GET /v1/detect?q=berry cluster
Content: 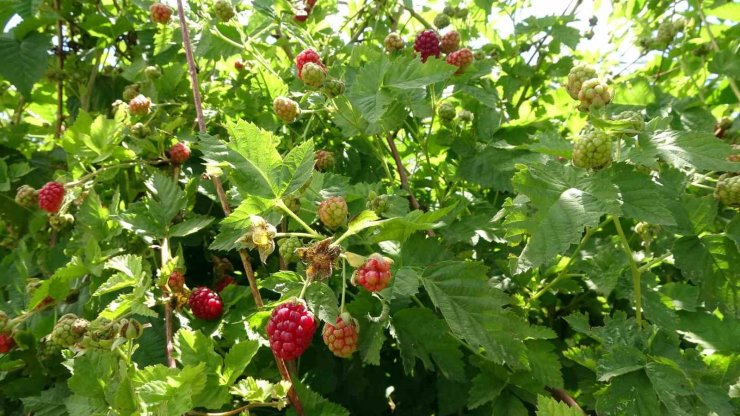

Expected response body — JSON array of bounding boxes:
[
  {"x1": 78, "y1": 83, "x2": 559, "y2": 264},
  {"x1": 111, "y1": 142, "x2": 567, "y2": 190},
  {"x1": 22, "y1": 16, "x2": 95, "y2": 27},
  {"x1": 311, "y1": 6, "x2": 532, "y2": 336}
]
[
  {"x1": 715, "y1": 174, "x2": 740, "y2": 206},
  {"x1": 384, "y1": 32, "x2": 404, "y2": 52},
  {"x1": 566, "y1": 65, "x2": 596, "y2": 100},
  {"x1": 446, "y1": 48, "x2": 474, "y2": 74},
  {"x1": 273, "y1": 96, "x2": 301, "y2": 123},
  {"x1": 295, "y1": 48, "x2": 324, "y2": 79},
  {"x1": 267, "y1": 301, "x2": 316, "y2": 360},
  {"x1": 322, "y1": 313, "x2": 358, "y2": 358},
  {"x1": 150, "y1": 3, "x2": 172, "y2": 24},
  {"x1": 354, "y1": 254, "x2": 393, "y2": 292},
  {"x1": 318, "y1": 196, "x2": 348, "y2": 230},
  {"x1": 38, "y1": 181, "x2": 65, "y2": 214},
  {"x1": 279, "y1": 237, "x2": 302, "y2": 263},
  {"x1": 440, "y1": 30, "x2": 460, "y2": 54},
  {"x1": 314, "y1": 150, "x2": 335, "y2": 171},
  {"x1": 213, "y1": 0, "x2": 235, "y2": 22},
  {"x1": 414, "y1": 30, "x2": 441, "y2": 62},
  {"x1": 0, "y1": 333, "x2": 15, "y2": 354},
  {"x1": 214, "y1": 276, "x2": 235, "y2": 292},
  {"x1": 169, "y1": 142, "x2": 191, "y2": 165},
  {"x1": 129, "y1": 94, "x2": 152, "y2": 116},
  {"x1": 572, "y1": 129, "x2": 612, "y2": 169},
  {"x1": 188, "y1": 287, "x2": 224, "y2": 320}
]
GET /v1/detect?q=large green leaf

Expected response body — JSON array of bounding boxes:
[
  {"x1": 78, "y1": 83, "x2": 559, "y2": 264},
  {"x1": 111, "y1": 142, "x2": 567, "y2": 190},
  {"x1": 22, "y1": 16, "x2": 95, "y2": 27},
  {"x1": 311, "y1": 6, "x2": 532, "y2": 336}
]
[{"x1": 0, "y1": 32, "x2": 49, "y2": 97}]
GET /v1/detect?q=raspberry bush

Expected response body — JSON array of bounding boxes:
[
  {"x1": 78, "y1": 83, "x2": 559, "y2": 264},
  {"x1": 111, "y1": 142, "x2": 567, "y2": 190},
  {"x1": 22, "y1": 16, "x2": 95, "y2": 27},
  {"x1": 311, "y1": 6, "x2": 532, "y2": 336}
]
[{"x1": 0, "y1": 1, "x2": 738, "y2": 415}]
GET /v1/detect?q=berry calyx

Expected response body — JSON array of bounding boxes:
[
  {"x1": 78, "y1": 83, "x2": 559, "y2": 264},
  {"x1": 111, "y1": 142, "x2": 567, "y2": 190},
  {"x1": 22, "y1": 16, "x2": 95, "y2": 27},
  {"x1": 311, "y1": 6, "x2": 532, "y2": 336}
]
[
  {"x1": 366, "y1": 191, "x2": 390, "y2": 215},
  {"x1": 446, "y1": 48, "x2": 474, "y2": 74},
  {"x1": 38, "y1": 181, "x2": 65, "y2": 213},
  {"x1": 150, "y1": 3, "x2": 173, "y2": 24},
  {"x1": 168, "y1": 270, "x2": 185, "y2": 292},
  {"x1": 295, "y1": 48, "x2": 323, "y2": 78},
  {"x1": 572, "y1": 129, "x2": 612, "y2": 169},
  {"x1": 15, "y1": 185, "x2": 38, "y2": 208},
  {"x1": 414, "y1": 30, "x2": 441, "y2": 62},
  {"x1": 0, "y1": 333, "x2": 15, "y2": 354},
  {"x1": 188, "y1": 287, "x2": 223, "y2": 320},
  {"x1": 315, "y1": 150, "x2": 335, "y2": 171},
  {"x1": 577, "y1": 79, "x2": 612, "y2": 112},
  {"x1": 213, "y1": 0, "x2": 236, "y2": 22},
  {"x1": 322, "y1": 312, "x2": 359, "y2": 358},
  {"x1": 440, "y1": 30, "x2": 460, "y2": 53},
  {"x1": 129, "y1": 94, "x2": 152, "y2": 116},
  {"x1": 122, "y1": 84, "x2": 140, "y2": 101},
  {"x1": 273, "y1": 96, "x2": 301, "y2": 123},
  {"x1": 384, "y1": 32, "x2": 404, "y2": 52},
  {"x1": 437, "y1": 102, "x2": 456, "y2": 122},
  {"x1": 130, "y1": 122, "x2": 150, "y2": 138},
  {"x1": 119, "y1": 319, "x2": 144, "y2": 340},
  {"x1": 267, "y1": 301, "x2": 317, "y2": 360},
  {"x1": 566, "y1": 64, "x2": 597, "y2": 100},
  {"x1": 49, "y1": 213, "x2": 74, "y2": 230},
  {"x1": 354, "y1": 254, "x2": 393, "y2": 292},
  {"x1": 434, "y1": 13, "x2": 451, "y2": 29},
  {"x1": 301, "y1": 62, "x2": 326, "y2": 87},
  {"x1": 169, "y1": 142, "x2": 191, "y2": 165},
  {"x1": 279, "y1": 237, "x2": 302, "y2": 263},
  {"x1": 715, "y1": 174, "x2": 740, "y2": 206},
  {"x1": 215, "y1": 275, "x2": 235, "y2": 292},
  {"x1": 318, "y1": 196, "x2": 348, "y2": 230}
]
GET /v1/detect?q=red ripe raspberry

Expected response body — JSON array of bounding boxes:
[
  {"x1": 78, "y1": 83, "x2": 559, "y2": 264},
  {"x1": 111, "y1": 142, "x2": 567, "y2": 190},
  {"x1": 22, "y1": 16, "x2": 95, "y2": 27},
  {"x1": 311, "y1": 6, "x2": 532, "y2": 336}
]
[
  {"x1": 38, "y1": 181, "x2": 65, "y2": 213},
  {"x1": 169, "y1": 142, "x2": 190, "y2": 165},
  {"x1": 414, "y1": 30, "x2": 441, "y2": 62},
  {"x1": 235, "y1": 60, "x2": 245, "y2": 70},
  {"x1": 446, "y1": 48, "x2": 474, "y2": 74},
  {"x1": 129, "y1": 94, "x2": 151, "y2": 116},
  {"x1": 354, "y1": 254, "x2": 392, "y2": 292},
  {"x1": 215, "y1": 275, "x2": 235, "y2": 292},
  {"x1": 168, "y1": 270, "x2": 185, "y2": 292},
  {"x1": 150, "y1": 2, "x2": 173, "y2": 24},
  {"x1": 322, "y1": 313, "x2": 359, "y2": 358},
  {"x1": 188, "y1": 287, "x2": 223, "y2": 320},
  {"x1": 295, "y1": 48, "x2": 323, "y2": 78},
  {"x1": 0, "y1": 333, "x2": 14, "y2": 354},
  {"x1": 293, "y1": 0, "x2": 316, "y2": 22},
  {"x1": 267, "y1": 301, "x2": 316, "y2": 360},
  {"x1": 440, "y1": 30, "x2": 460, "y2": 53}
]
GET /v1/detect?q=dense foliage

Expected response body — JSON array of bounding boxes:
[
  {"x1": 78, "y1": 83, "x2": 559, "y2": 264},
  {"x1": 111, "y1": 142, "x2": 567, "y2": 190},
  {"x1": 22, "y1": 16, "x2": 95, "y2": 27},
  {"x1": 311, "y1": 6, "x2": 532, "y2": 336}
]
[{"x1": 1, "y1": 0, "x2": 738, "y2": 415}]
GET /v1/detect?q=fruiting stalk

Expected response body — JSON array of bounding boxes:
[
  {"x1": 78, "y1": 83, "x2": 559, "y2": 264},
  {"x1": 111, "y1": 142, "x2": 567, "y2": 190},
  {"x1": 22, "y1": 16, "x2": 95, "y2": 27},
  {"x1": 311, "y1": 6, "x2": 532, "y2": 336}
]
[
  {"x1": 275, "y1": 199, "x2": 323, "y2": 239},
  {"x1": 160, "y1": 236, "x2": 176, "y2": 367},
  {"x1": 612, "y1": 216, "x2": 643, "y2": 328}
]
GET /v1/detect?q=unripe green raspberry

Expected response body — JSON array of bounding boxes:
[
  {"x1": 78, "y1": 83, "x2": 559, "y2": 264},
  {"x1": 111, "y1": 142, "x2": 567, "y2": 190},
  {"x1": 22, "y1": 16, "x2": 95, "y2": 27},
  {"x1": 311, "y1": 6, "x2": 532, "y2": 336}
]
[
  {"x1": 612, "y1": 111, "x2": 645, "y2": 132},
  {"x1": 715, "y1": 174, "x2": 740, "y2": 206},
  {"x1": 455, "y1": 7, "x2": 468, "y2": 19},
  {"x1": 122, "y1": 84, "x2": 140, "y2": 101},
  {"x1": 572, "y1": 129, "x2": 612, "y2": 169},
  {"x1": 279, "y1": 237, "x2": 302, "y2": 263},
  {"x1": 301, "y1": 62, "x2": 326, "y2": 87},
  {"x1": 458, "y1": 109, "x2": 473, "y2": 122},
  {"x1": 566, "y1": 65, "x2": 596, "y2": 100},
  {"x1": 15, "y1": 185, "x2": 38, "y2": 208},
  {"x1": 366, "y1": 191, "x2": 390, "y2": 215},
  {"x1": 318, "y1": 196, "x2": 348, "y2": 230},
  {"x1": 656, "y1": 20, "x2": 677, "y2": 44},
  {"x1": 384, "y1": 32, "x2": 404, "y2": 52},
  {"x1": 283, "y1": 195, "x2": 301, "y2": 214},
  {"x1": 578, "y1": 79, "x2": 612, "y2": 112},
  {"x1": 434, "y1": 13, "x2": 451, "y2": 29},
  {"x1": 437, "y1": 102, "x2": 456, "y2": 122},
  {"x1": 273, "y1": 96, "x2": 301, "y2": 123},
  {"x1": 315, "y1": 150, "x2": 335, "y2": 171},
  {"x1": 87, "y1": 317, "x2": 118, "y2": 345},
  {"x1": 144, "y1": 65, "x2": 161, "y2": 79},
  {"x1": 130, "y1": 122, "x2": 151, "y2": 138},
  {"x1": 51, "y1": 314, "x2": 89, "y2": 347},
  {"x1": 443, "y1": 5, "x2": 456, "y2": 16},
  {"x1": 322, "y1": 78, "x2": 345, "y2": 98},
  {"x1": 214, "y1": 0, "x2": 235, "y2": 22},
  {"x1": 49, "y1": 213, "x2": 74, "y2": 230}
]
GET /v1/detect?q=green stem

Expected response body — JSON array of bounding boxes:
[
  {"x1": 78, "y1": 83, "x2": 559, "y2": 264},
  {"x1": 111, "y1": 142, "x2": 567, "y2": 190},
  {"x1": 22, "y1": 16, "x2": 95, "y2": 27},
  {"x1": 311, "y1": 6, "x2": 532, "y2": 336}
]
[
  {"x1": 340, "y1": 259, "x2": 347, "y2": 312},
  {"x1": 637, "y1": 252, "x2": 672, "y2": 273},
  {"x1": 275, "y1": 199, "x2": 322, "y2": 239},
  {"x1": 528, "y1": 218, "x2": 608, "y2": 303},
  {"x1": 298, "y1": 276, "x2": 311, "y2": 300},
  {"x1": 612, "y1": 216, "x2": 643, "y2": 328},
  {"x1": 275, "y1": 232, "x2": 321, "y2": 239},
  {"x1": 65, "y1": 160, "x2": 149, "y2": 188}
]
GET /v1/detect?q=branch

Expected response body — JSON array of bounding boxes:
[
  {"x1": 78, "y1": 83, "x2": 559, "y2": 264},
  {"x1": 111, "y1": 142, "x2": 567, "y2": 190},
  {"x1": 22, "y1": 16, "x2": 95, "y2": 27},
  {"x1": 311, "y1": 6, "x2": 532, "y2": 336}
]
[
  {"x1": 160, "y1": 237, "x2": 175, "y2": 368},
  {"x1": 384, "y1": 133, "x2": 421, "y2": 211},
  {"x1": 175, "y1": 2, "x2": 303, "y2": 413},
  {"x1": 546, "y1": 387, "x2": 585, "y2": 414},
  {"x1": 54, "y1": 0, "x2": 65, "y2": 139}
]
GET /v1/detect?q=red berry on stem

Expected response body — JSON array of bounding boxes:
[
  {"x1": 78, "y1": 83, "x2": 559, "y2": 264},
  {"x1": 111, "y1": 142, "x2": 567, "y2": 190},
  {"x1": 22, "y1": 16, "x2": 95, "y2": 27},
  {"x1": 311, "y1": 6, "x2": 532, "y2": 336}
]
[
  {"x1": 129, "y1": 95, "x2": 151, "y2": 116},
  {"x1": 267, "y1": 301, "x2": 316, "y2": 360},
  {"x1": 414, "y1": 30, "x2": 441, "y2": 62},
  {"x1": 215, "y1": 275, "x2": 235, "y2": 292},
  {"x1": 189, "y1": 287, "x2": 223, "y2": 320},
  {"x1": 38, "y1": 181, "x2": 65, "y2": 213},
  {"x1": 169, "y1": 142, "x2": 190, "y2": 165},
  {"x1": 446, "y1": 48, "x2": 474, "y2": 74},
  {"x1": 0, "y1": 334, "x2": 15, "y2": 354},
  {"x1": 168, "y1": 270, "x2": 185, "y2": 291},
  {"x1": 322, "y1": 313, "x2": 359, "y2": 358},
  {"x1": 354, "y1": 254, "x2": 392, "y2": 292},
  {"x1": 150, "y1": 3, "x2": 173, "y2": 24},
  {"x1": 440, "y1": 30, "x2": 460, "y2": 53},
  {"x1": 295, "y1": 48, "x2": 323, "y2": 78}
]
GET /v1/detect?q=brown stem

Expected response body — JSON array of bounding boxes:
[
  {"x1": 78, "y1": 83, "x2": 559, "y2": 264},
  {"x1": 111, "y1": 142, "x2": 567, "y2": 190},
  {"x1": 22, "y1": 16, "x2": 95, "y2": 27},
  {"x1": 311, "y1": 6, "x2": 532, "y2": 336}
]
[
  {"x1": 546, "y1": 387, "x2": 585, "y2": 414},
  {"x1": 54, "y1": 0, "x2": 65, "y2": 139},
  {"x1": 384, "y1": 133, "x2": 420, "y2": 211},
  {"x1": 175, "y1": 2, "x2": 302, "y2": 413}
]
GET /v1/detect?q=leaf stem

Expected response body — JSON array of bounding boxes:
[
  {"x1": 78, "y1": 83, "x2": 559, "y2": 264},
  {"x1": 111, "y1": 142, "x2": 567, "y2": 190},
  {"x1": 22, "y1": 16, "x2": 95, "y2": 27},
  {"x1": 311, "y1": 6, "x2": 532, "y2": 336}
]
[
  {"x1": 340, "y1": 259, "x2": 347, "y2": 312},
  {"x1": 276, "y1": 199, "x2": 323, "y2": 239},
  {"x1": 612, "y1": 216, "x2": 642, "y2": 328},
  {"x1": 186, "y1": 401, "x2": 283, "y2": 416}
]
